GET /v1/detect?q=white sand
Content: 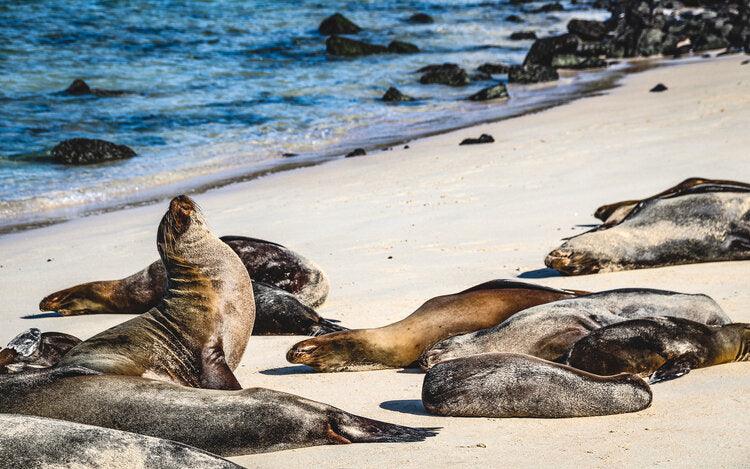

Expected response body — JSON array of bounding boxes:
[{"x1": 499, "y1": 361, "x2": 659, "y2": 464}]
[{"x1": 1, "y1": 55, "x2": 749, "y2": 468}]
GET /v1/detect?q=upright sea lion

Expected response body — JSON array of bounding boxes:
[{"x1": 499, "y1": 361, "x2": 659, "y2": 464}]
[
  {"x1": 594, "y1": 178, "x2": 750, "y2": 226},
  {"x1": 39, "y1": 236, "x2": 337, "y2": 336},
  {"x1": 58, "y1": 195, "x2": 255, "y2": 389},
  {"x1": 546, "y1": 190, "x2": 750, "y2": 275},
  {"x1": 422, "y1": 353, "x2": 652, "y2": 418},
  {"x1": 0, "y1": 328, "x2": 80, "y2": 374},
  {"x1": 0, "y1": 366, "x2": 437, "y2": 456},
  {"x1": 286, "y1": 280, "x2": 585, "y2": 372},
  {"x1": 564, "y1": 316, "x2": 750, "y2": 383},
  {"x1": 0, "y1": 413, "x2": 240, "y2": 468},
  {"x1": 420, "y1": 288, "x2": 730, "y2": 369}
]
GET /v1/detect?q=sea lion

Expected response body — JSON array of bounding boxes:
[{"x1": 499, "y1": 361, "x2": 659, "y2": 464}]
[
  {"x1": 0, "y1": 413, "x2": 240, "y2": 468},
  {"x1": 422, "y1": 353, "x2": 652, "y2": 418},
  {"x1": 564, "y1": 316, "x2": 750, "y2": 383},
  {"x1": 58, "y1": 195, "x2": 255, "y2": 390},
  {"x1": 0, "y1": 328, "x2": 80, "y2": 374},
  {"x1": 38, "y1": 235, "x2": 337, "y2": 335},
  {"x1": 0, "y1": 366, "x2": 437, "y2": 456},
  {"x1": 594, "y1": 178, "x2": 750, "y2": 226},
  {"x1": 286, "y1": 280, "x2": 585, "y2": 372},
  {"x1": 420, "y1": 288, "x2": 730, "y2": 369},
  {"x1": 546, "y1": 190, "x2": 750, "y2": 275}
]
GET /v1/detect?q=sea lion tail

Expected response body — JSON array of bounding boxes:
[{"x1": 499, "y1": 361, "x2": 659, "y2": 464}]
[
  {"x1": 327, "y1": 411, "x2": 438, "y2": 444},
  {"x1": 310, "y1": 318, "x2": 349, "y2": 336}
]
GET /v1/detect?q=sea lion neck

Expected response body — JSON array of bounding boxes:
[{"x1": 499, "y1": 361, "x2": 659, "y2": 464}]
[{"x1": 710, "y1": 324, "x2": 749, "y2": 364}]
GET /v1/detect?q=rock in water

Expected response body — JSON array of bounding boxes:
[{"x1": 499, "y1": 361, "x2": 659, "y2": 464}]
[
  {"x1": 326, "y1": 35, "x2": 387, "y2": 56},
  {"x1": 524, "y1": 34, "x2": 579, "y2": 66},
  {"x1": 418, "y1": 63, "x2": 470, "y2": 87},
  {"x1": 551, "y1": 54, "x2": 607, "y2": 69},
  {"x1": 477, "y1": 63, "x2": 511, "y2": 75},
  {"x1": 508, "y1": 64, "x2": 559, "y2": 84},
  {"x1": 532, "y1": 2, "x2": 563, "y2": 13},
  {"x1": 382, "y1": 87, "x2": 415, "y2": 102},
  {"x1": 567, "y1": 19, "x2": 608, "y2": 41},
  {"x1": 468, "y1": 83, "x2": 509, "y2": 101},
  {"x1": 50, "y1": 138, "x2": 137, "y2": 165},
  {"x1": 506, "y1": 15, "x2": 524, "y2": 23},
  {"x1": 650, "y1": 83, "x2": 667, "y2": 93},
  {"x1": 460, "y1": 134, "x2": 494, "y2": 145},
  {"x1": 407, "y1": 13, "x2": 434, "y2": 24},
  {"x1": 510, "y1": 31, "x2": 537, "y2": 40},
  {"x1": 64, "y1": 79, "x2": 92, "y2": 95},
  {"x1": 345, "y1": 148, "x2": 366, "y2": 157},
  {"x1": 319, "y1": 13, "x2": 361, "y2": 35},
  {"x1": 387, "y1": 40, "x2": 419, "y2": 54}
]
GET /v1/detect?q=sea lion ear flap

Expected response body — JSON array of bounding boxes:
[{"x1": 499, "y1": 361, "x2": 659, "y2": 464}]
[{"x1": 200, "y1": 340, "x2": 242, "y2": 391}]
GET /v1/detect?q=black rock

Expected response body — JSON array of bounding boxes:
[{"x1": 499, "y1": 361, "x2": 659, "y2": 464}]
[
  {"x1": 467, "y1": 83, "x2": 509, "y2": 101},
  {"x1": 477, "y1": 63, "x2": 511, "y2": 75},
  {"x1": 460, "y1": 134, "x2": 495, "y2": 145},
  {"x1": 326, "y1": 35, "x2": 387, "y2": 56},
  {"x1": 63, "y1": 79, "x2": 126, "y2": 97},
  {"x1": 532, "y1": 2, "x2": 563, "y2": 13},
  {"x1": 282, "y1": 152, "x2": 299, "y2": 158},
  {"x1": 524, "y1": 34, "x2": 579, "y2": 66},
  {"x1": 387, "y1": 40, "x2": 419, "y2": 54},
  {"x1": 567, "y1": 19, "x2": 609, "y2": 41},
  {"x1": 508, "y1": 64, "x2": 559, "y2": 84},
  {"x1": 418, "y1": 63, "x2": 470, "y2": 87},
  {"x1": 551, "y1": 54, "x2": 607, "y2": 69},
  {"x1": 506, "y1": 14, "x2": 524, "y2": 23},
  {"x1": 319, "y1": 13, "x2": 361, "y2": 36},
  {"x1": 50, "y1": 138, "x2": 137, "y2": 165},
  {"x1": 471, "y1": 71, "x2": 493, "y2": 81},
  {"x1": 650, "y1": 83, "x2": 668, "y2": 92},
  {"x1": 382, "y1": 87, "x2": 415, "y2": 102},
  {"x1": 636, "y1": 27, "x2": 665, "y2": 56},
  {"x1": 742, "y1": 59, "x2": 750, "y2": 65},
  {"x1": 510, "y1": 31, "x2": 537, "y2": 40},
  {"x1": 345, "y1": 148, "x2": 366, "y2": 158},
  {"x1": 407, "y1": 13, "x2": 434, "y2": 24}
]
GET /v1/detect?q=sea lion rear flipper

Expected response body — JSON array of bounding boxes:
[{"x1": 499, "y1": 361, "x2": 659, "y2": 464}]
[
  {"x1": 648, "y1": 355, "x2": 698, "y2": 384},
  {"x1": 200, "y1": 343, "x2": 242, "y2": 391}
]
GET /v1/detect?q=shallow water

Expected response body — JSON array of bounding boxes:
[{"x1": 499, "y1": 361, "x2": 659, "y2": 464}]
[{"x1": 0, "y1": 0, "x2": 609, "y2": 230}]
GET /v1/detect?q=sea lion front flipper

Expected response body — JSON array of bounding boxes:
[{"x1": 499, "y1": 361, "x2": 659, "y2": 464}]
[
  {"x1": 200, "y1": 342, "x2": 242, "y2": 391},
  {"x1": 648, "y1": 354, "x2": 699, "y2": 384}
]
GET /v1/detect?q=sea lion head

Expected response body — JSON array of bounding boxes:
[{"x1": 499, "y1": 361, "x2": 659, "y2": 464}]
[
  {"x1": 286, "y1": 331, "x2": 384, "y2": 372},
  {"x1": 715, "y1": 323, "x2": 750, "y2": 363},
  {"x1": 544, "y1": 245, "x2": 603, "y2": 276},
  {"x1": 39, "y1": 281, "x2": 119, "y2": 316},
  {"x1": 157, "y1": 195, "x2": 215, "y2": 268}
]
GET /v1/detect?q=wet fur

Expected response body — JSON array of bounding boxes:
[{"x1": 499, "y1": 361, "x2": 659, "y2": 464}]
[{"x1": 422, "y1": 353, "x2": 652, "y2": 418}]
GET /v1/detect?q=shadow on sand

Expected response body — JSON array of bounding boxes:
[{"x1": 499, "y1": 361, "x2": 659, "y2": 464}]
[
  {"x1": 517, "y1": 268, "x2": 561, "y2": 279},
  {"x1": 259, "y1": 365, "x2": 314, "y2": 376},
  {"x1": 21, "y1": 312, "x2": 62, "y2": 319},
  {"x1": 380, "y1": 399, "x2": 431, "y2": 416}
]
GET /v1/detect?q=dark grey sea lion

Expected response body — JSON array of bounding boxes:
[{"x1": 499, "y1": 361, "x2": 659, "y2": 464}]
[
  {"x1": 0, "y1": 413, "x2": 240, "y2": 468},
  {"x1": 38, "y1": 235, "x2": 337, "y2": 335},
  {"x1": 58, "y1": 195, "x2": 255, "y2": 390},
  {"x1": 546, "y1": 189, "x2": 750, "y2": 275},
  {"x1": 420, "y1": 288, "x2": 730, "y2": 368},
  {"x1": 287, "y1": 280, "x2": 585, "y2": 372},
  {"x1": 422, "y1": 353, "x2": 652, "y2": 418},
  {"x1": 0, "y1": 366, "x2": 437, "y2": 456},
  {"x1": 564, "y1": 316, "x2": 750, "y2": 383},
  {"x1": 0, "y1": 328, "x2": 80, "y2": 374}
]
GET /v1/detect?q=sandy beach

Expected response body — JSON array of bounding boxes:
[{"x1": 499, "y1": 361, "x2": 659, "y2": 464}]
[{"x1": 1, "y1": 55, "x2": 748, "y2": 468}]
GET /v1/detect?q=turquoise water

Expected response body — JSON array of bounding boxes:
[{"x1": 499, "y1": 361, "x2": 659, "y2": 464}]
[{"x1": 0, "y1": 0, "x2": 608, "y2": 230}]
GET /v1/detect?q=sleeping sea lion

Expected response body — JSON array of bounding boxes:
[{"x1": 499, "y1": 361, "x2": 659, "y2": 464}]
[
  {"x1": 38, "y1": 236, "x2": 339, "y2": 336},
  {"x1": 419, "y1": 288, "x2": 730, "y2": 368},
  {"x1": 564, "y1": 316, "x2": 750, "y2": 383},
  {"x1": 286, "y1": 280, "x2": 585, "y2": 372},
  {"x1": 422, "y1": 353, "x2": 652, "y2": 418},
  {"x1": 546, "y1": 190, "x2": 750, "y2": 275}
]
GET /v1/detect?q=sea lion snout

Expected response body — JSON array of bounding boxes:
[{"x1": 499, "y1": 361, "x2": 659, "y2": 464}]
[
  {"x1": 545, "y1": 247, "x2": 599, "y2": 276},
  {"x1": 287, "y1": 342, "x2": 319, "y2": 363},
  {"x1": 168, "y1": 195, "x2": 197, "y2": 233}
]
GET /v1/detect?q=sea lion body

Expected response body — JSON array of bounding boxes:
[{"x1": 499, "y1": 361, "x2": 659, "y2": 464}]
[
  {"x1": 0, "y1": 366, "x2": 436, "y2": 456},
  {"x1": 546, "y1": 191, "x2": 750, "y2": 275},
  {"x1": 39, "y1": 236, "x2": 336, "y2": 335},
  {"x1": 287, "y1": 280, "x2": 583, "y2": 372},
  {"x1": 564, "y1": 316, "x2": 750, "y2": 383},
  {"x1": 422, "y1": 353, "x2": 652, "y2": 418},
  {"x1": 420, "y1": 288, "x2": 730, "y2": 368},
  {"x1": 59, "y1": 196, "x2": 255, "y2": 390},
  {"x1": 0, "y1": 413, "x2": 239, "y2": 468}
]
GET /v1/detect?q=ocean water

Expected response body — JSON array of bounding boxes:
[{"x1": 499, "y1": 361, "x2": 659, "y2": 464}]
[{"x1": 0, "y1": 0, "x2": 610, "y2": 231}]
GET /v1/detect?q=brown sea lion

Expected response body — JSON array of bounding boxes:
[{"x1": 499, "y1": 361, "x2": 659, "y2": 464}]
[
  {"x1": 564, "y1": 316, "x2": 750, "y2": 383},
  {"x1": 422, "y1": 353, "x2": 652, "y2": 418},
  {"x1": 38, "y1": 236, "x2": 338, "y2": 336},
  {"x1": 546, "y1": 189, "x2": 750, "y2": 275},
  {"x1": 0, "y1": 413, "x2": 240, "y2": 468},
  {"x1": 593, "y1": 178, "x2": 750, "y2": 226},
  {"x1": 286, "y1": 280, "x2": 585, "y2": 372},
  {"x1": 0, "y1": 366, "x2": 437, "y2": 456},
  {"x1": 0, "y1": 328, "x2": 80, "y2": 374},
  {"x1": 57, "y1": 195, "x2": 255, "y2": 390}
]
